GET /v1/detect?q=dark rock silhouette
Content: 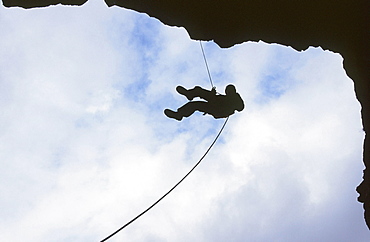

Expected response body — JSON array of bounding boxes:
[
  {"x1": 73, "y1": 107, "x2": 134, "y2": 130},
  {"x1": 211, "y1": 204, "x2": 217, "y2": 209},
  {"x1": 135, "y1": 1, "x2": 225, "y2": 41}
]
[
  {"x1": 3, "y1": 0, "x2": 87, "y2": 8},
  {"x1": 2, "y1": 0, "x2": 369, "y2": 229},
  {"x1": 164, "y1": 85, "x2": 244, "y2": 121}
]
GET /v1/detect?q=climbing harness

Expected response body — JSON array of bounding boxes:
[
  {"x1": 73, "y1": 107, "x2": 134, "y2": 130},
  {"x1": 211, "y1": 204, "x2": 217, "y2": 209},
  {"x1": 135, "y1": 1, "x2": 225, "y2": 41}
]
[{"x1": 101, "y1": 41, "x2": 230, "y2": 241}]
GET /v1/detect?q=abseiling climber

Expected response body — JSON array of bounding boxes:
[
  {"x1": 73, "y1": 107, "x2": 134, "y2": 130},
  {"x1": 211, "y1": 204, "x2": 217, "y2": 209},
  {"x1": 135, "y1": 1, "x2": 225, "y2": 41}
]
[{"x1": 164, "y1": 84, "x2": 244, "y2": 121}]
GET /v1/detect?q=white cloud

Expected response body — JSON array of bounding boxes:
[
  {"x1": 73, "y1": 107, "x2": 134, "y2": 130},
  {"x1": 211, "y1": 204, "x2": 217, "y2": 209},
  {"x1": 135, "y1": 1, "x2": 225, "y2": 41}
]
[{"x1": 0, "y1": 1, "x2": 368, "y2": 241}]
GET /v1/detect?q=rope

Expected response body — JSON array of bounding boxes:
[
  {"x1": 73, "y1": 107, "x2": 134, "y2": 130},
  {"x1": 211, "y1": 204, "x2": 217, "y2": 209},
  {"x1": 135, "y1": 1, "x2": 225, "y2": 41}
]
[
  {"x1": 199, "y1": 41, "x2": 215, "y2": 89},
  {"x1": 100, "y1": 117, "x2": 229, "y2": 241}
]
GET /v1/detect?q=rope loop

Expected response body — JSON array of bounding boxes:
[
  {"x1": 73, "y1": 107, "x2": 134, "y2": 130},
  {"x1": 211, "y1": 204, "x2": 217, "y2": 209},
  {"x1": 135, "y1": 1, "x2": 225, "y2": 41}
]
[
  {"x1": 100, "y1": 117, "x2": 229, "y2": 241},
  {"x1": 101, "y1": 40, "x2": 226, "y2": 242}
]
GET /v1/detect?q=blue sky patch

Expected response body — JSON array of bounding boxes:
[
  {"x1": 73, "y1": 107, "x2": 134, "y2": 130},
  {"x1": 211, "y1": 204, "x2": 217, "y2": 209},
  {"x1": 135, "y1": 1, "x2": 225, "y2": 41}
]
[
  {"x1": 259, "y1": 72, "x2": 291, "y2": 99},
  {"x1": 129, "y1": 14, "x2": 163, "y2": 66},
  {"x1": 255, "y1": 46, "x2": 302, "y2": 104}
]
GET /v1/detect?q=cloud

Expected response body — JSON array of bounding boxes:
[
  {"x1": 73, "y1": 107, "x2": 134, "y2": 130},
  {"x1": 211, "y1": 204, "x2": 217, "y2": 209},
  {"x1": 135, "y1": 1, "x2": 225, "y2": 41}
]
[{"x1": 0, "y1": 1, "x2": 368, "y2": 241}]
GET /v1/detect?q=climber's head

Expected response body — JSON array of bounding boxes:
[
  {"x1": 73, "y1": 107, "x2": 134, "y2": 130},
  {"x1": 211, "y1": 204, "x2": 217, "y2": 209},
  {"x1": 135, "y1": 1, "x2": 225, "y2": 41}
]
[
  {"x1": 225, "y1": 84, "x2": 244, "y2": 112},
  {"x1": 225, "y1": 84, "x2": 236, "y2": 95}
]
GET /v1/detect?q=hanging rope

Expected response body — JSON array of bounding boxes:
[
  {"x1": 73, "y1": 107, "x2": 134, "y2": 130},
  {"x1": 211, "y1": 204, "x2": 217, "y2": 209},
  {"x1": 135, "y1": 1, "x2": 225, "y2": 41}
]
[
  {"x1": 100, "y1": 117, "x2": 229, "y2": 242},
  {"x1": 199, "y1": 41, "x2": 215, "y2": 89}
]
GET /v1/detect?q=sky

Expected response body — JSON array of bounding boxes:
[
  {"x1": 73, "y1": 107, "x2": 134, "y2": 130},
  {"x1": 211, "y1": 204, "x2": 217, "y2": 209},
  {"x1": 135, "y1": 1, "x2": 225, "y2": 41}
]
[{"x1": 0, "y1": 0, "x2": 368, "y2": 241}]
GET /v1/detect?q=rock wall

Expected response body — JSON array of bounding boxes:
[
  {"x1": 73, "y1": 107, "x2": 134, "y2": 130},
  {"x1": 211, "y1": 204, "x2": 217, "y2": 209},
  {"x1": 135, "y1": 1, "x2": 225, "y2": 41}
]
[
  {"x1": 3, "y1": 0, "x2": 369, "y2": 229},
  {"x1": 3, "y1": 0, "x2": 87, "y2": 8}
]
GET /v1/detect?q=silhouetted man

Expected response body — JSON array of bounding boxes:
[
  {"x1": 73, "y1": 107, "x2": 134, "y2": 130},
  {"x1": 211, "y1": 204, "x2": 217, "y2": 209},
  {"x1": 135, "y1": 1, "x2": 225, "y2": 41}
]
[{"x1": 164, "y1": 84, "x2": 244, "y2": 121}]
